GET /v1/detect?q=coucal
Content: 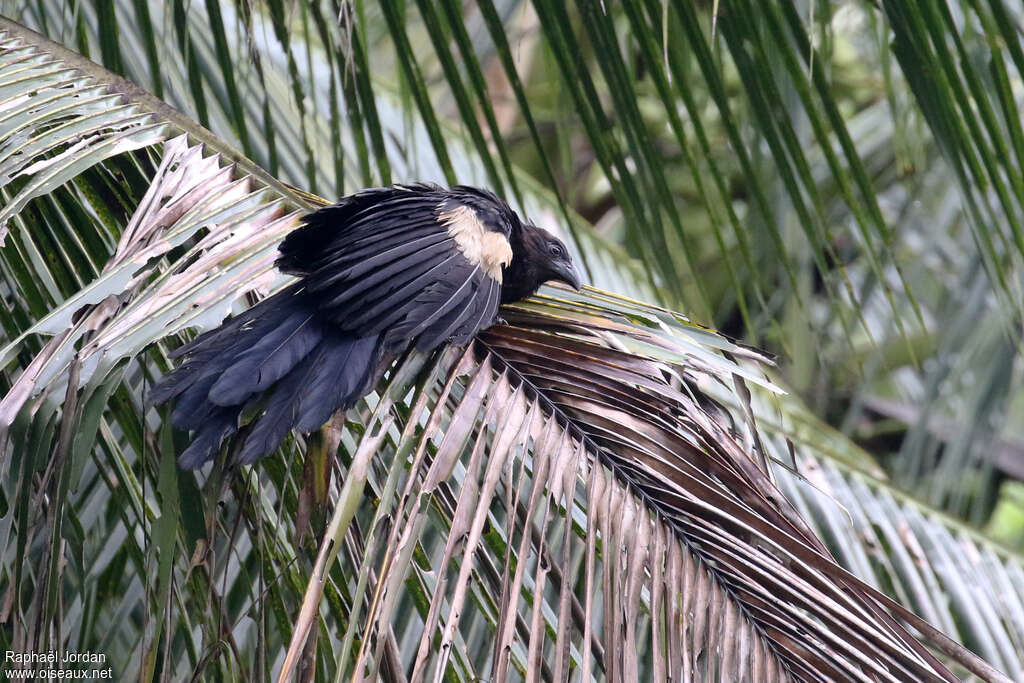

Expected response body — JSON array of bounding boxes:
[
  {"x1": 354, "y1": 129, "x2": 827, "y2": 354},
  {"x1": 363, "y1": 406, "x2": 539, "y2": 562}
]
[{"x1": 152, "y1": 184, "x2": 582, "y2": 468}]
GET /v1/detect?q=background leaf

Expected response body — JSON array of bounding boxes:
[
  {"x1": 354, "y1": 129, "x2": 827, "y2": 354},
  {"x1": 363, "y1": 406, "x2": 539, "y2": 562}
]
[{"x1": 1, "y1": 1, "x2": 1023, "y2": 680}]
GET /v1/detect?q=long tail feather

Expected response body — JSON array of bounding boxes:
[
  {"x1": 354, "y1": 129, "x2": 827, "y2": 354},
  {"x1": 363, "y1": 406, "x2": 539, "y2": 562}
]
[
  {"x1": 294, "y1": 332, "x2": 381, "y2": 432},
  {"x1": 152, "y1": 287, "x2": 383, "y2": 469},
  {"x1": 177, "y1": 405, "x2": 245, "y2": 469},
  {"x1": 170, "y1": 371, "x2": 224, "y2": 431},
  {"x1": 150, "y1": 285, "x2": 304, "y2": 405},
  {"x1": 236, "y1": 348, "x2": 322, "y2": 466},
  {"x1": 236, "y1": 333, "x2": 382, "y2": 465},
  {"x1": 208, "y1": 311, "x2": 322, "y2": 406}
]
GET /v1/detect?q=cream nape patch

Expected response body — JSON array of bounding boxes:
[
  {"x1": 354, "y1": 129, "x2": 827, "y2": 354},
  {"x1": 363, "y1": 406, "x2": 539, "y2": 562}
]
[{"x1": 438, "y1": 204, "x2": 513, "y2": 281}]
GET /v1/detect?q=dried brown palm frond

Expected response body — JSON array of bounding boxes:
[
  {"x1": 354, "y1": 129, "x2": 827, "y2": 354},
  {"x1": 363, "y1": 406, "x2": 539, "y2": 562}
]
[{"x1": 275, "y1": 285, "x2": 1000, "y2": 681}]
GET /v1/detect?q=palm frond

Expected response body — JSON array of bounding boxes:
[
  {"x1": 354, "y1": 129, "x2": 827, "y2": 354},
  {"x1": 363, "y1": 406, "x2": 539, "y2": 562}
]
[{"x1": 0, "y1": 6, "x2": 1021, "y2": 682}]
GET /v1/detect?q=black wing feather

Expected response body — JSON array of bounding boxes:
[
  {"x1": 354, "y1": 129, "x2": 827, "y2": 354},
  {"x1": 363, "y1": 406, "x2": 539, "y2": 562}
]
[
  {"x1": 386, "y1": 263, "x2": 479, "y2": 345},
  {"x1": 312, "y1": 239, "x2": 453, "y2": 306},
  {"x1": 284, "y1": 188, "x2": 507, "y2": 352},
  {"x1": 277, "y1": 184, "x2": 442, "y2": 275},
  {"x1": 303, "y1": 217, "x2": 445, "y2": 287},
  {"x1": 454, "y1": 276, "x2": 500, "y2": 345},
  {"x1": 308, "y1": 228, "x2": 448, "y2": 281},
  {"x1": 414, "y1": 274, "x2": 491, "y2": 352},
  {"x1": 341, "y1": 255, "x2": 460, "y2": 330}
]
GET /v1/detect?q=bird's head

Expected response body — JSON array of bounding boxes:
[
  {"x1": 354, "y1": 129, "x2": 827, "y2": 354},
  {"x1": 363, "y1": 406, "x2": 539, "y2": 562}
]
[
  {"x1": 501, "y1": 222, "x2": 583, "y2": 303},
  {"x1": 531, "y1": 226, "x2": 582, "y2": 291}
]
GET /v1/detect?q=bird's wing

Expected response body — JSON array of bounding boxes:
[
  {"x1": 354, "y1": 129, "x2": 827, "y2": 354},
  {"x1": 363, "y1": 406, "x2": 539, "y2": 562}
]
[{"x1": 279, "y1": 186, "x2": 511, "y2": 354}]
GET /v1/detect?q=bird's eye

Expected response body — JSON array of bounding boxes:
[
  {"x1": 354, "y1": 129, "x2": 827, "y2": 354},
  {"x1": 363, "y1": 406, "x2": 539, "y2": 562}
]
[{"x1": 549, "y1": 243, "x2": 564, "y2": 258}]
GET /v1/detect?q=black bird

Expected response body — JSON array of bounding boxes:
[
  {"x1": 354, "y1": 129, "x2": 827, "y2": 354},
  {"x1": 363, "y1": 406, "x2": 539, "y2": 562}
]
[{"x1": 151, "y1": 184, "x2": 582, "y2": 468}]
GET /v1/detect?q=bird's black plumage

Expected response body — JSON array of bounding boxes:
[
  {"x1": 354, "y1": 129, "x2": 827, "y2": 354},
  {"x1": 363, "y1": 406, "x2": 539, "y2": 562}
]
[{"x1": 152, "y1": 183, "x2": 581, "y2": 468}]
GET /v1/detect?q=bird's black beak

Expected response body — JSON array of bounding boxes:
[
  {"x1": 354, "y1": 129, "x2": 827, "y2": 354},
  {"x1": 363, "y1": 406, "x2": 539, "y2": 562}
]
[{"x1": 551, "y1": 260, "x2": 583, "y2": 291}]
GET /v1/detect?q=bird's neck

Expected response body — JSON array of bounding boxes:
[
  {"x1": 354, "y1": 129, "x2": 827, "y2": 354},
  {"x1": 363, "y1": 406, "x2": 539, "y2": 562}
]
[{"x1": 500, "y1": 238, "x2": 545, "y2": 304}]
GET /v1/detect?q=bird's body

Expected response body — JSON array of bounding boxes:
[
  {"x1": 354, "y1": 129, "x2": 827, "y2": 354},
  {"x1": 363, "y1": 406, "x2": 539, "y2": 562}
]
[{"x1": 152, "y1": 184, "x2": 581, "y2": 468}]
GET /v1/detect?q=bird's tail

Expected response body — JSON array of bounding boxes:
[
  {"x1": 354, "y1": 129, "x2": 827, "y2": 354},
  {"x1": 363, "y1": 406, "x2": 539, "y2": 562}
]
[{"x1": 151, "y1": 284, "x2": 382, "y2": 468}]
